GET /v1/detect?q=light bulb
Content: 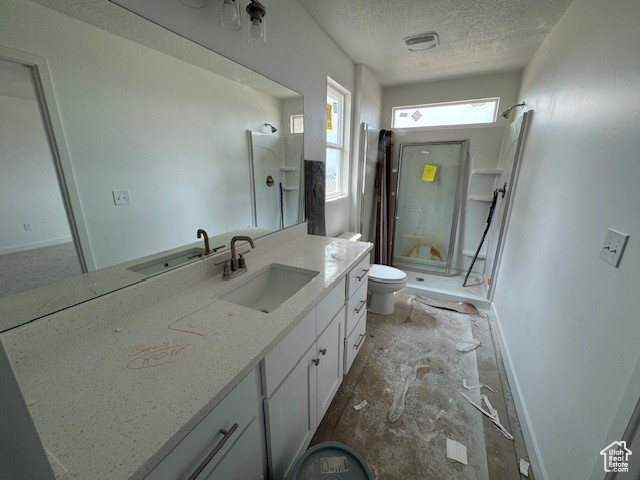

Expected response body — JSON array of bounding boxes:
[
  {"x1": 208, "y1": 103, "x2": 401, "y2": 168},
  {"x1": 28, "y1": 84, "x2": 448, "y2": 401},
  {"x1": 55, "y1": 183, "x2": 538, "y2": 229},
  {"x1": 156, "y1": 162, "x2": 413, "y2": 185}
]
[
  {"x1": 218, "y1": 0, "x2": 240, "y2": 30},
  {"x1": 250, "y1": 19, "x2": 263, "y2": 40},
  {"x1": 220, "y1": 0, "x2": 236, "y2": 21}
]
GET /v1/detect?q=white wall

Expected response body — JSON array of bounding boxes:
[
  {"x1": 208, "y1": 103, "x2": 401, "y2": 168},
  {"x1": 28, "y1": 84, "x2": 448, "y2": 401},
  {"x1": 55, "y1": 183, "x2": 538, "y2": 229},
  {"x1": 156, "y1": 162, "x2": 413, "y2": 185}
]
[
  {"x1": 0, "y1": 1, "x2": 285, "y2": 268},
  {"x1": 347, "y1": 64, "x2": 383, "y2": 235},
  {"x1": 0, "y1": 94, "x2": 72, "y2": 254},
  {"x1": 492, "y1": 0, "x2": 640, "y2": 478},
  {"x1": 382, "y1": 71, "x2": 522, "y2": 129}
]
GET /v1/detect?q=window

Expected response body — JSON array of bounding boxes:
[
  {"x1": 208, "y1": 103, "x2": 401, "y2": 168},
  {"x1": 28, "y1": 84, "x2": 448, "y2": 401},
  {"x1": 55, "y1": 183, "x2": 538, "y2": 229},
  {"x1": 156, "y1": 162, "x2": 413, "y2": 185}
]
[
  {"x1": 392, "y1": 97, "x2": 500, "y2": 129},
  {"x1": 289, "y1": 114, "x2": 304, "y2": 134},
  {"x1": 326, "y1": 78, "x2": 350, "y2": 200}
]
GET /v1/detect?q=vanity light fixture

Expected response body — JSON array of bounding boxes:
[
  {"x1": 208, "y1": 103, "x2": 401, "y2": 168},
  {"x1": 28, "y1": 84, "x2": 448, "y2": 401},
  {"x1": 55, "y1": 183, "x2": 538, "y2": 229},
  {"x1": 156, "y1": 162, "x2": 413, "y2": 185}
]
[
  {"x1": 246, "y1": 0, "x2": 266, "y2": 47},
  {"x1": 218, "y1": 0, "x2": 241, "y2": 30}
]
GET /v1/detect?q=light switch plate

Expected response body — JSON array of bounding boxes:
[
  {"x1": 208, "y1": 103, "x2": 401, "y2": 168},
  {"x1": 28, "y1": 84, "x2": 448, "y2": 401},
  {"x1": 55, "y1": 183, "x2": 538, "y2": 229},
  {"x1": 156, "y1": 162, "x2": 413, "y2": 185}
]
[
  {"x1": 599, "y1": 228, "x2": 629, "y2": 268},
  {"x1": 112, "y1": 190, "x2": 130, "y2": 205}
]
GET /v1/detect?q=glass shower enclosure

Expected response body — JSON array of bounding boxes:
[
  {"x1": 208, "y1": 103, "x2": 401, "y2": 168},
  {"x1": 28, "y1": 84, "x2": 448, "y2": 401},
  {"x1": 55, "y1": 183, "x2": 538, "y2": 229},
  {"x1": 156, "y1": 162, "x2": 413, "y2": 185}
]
[{"x1": 392, "y1": 141, "x2": 468, "y2": 276}]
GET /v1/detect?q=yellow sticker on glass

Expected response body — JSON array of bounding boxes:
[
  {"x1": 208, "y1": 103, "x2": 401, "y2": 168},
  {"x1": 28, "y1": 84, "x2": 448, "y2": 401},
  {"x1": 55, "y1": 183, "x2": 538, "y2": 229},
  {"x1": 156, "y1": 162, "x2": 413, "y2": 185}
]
[
  {"x1": 326, "y1": 103, "x2": 333, "y2": 130},
  {"x1": 422, "y1": 164, "x2": 438, "y2": 182}
]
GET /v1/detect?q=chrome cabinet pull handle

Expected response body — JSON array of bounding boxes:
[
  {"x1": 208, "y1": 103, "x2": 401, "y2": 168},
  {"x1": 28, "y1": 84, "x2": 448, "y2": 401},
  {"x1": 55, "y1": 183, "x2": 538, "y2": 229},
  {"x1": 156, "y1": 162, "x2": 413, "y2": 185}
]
[
  {"x1": 354, "y1": 300, "x2": 366, "y2": 314},
  {"x1": 319, "y1": 348, "x2": 327, "y2": 355},
  {"x1": 312, "y1": 358, "x2": 320, "y2": 366},
  {"x1": 354, "y1": 334, "x2": 366, "y2": 351},
  {"x1": 187, "y1": 423, "x2": 238, "y2": 480},
  {"x1": 356, "y1": 268, "x2": 370, "y2": 281}
]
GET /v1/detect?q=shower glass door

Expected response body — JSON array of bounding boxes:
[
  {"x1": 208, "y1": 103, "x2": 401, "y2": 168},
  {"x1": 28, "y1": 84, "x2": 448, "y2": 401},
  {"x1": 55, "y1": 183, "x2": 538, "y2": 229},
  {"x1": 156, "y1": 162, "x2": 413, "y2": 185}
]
[{"x1": 392, "y1": 141, "x2": 467, "y2": 275}]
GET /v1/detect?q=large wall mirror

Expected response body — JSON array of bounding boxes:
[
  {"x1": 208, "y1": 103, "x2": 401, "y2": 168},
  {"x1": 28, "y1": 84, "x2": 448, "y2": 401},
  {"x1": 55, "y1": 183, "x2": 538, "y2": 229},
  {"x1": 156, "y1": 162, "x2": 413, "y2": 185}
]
[{"x1": 0, "y1": 0, "x2": 304, "y2": 331}]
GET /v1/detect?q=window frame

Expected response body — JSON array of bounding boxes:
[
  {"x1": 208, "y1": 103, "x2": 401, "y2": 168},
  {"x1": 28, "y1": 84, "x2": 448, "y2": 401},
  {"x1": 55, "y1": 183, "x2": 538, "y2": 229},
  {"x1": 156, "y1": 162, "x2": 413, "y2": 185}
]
[
  {"x1": 289, "y1": 114, "x2": 304, "y2": 134},
  {"x1": 325, "y1": 78, "x2": 351, "y2": 201},
  {"x1": 391, "y1": 97, "x2": 500, "y2": 130}
]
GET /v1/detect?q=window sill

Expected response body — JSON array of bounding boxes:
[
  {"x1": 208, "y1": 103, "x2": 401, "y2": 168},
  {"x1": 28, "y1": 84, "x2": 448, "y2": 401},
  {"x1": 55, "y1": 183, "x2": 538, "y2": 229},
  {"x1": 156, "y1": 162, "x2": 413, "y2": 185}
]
[{"x1": 325, "y1": 193, "x2": 348, "y2": 203}]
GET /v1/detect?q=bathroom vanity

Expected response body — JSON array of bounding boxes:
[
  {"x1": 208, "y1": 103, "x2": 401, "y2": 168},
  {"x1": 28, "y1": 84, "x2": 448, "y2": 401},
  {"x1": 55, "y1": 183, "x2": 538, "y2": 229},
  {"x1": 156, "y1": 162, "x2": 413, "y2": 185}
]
[{"x1": 1, "y1": 225, "x2": 372, "y2": 480}]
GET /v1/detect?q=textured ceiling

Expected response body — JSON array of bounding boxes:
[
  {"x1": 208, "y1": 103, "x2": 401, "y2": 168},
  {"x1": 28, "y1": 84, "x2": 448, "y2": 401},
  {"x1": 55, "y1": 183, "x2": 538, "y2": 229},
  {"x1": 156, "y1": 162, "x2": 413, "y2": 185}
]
[{"x1": 298, "y1": 0, "x2": 574, "y2": 86}]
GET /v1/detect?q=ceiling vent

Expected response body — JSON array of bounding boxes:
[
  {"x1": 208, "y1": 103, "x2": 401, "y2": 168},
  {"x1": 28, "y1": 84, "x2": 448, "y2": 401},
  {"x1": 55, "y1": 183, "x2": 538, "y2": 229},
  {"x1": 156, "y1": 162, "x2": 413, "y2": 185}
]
[{"x1": 404, "y1": 33, "x2": 439, "y2": 51}]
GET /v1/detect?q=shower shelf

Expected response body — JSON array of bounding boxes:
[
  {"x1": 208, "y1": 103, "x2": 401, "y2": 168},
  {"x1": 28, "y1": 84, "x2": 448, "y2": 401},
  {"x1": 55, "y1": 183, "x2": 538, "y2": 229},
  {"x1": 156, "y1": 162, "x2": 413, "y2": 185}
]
[
  {"x1": 281, "y1": 186, "x2": 299, "y2": 191},
  {"x1": 279, "y1": 167, "x2": 298, "y2": 171},
  {"x1": 471, "y1": 169, "x2": 502, "y2": 175},
  {"x1": 468, "y1": 195, "x2": 493, "y2": 202}
]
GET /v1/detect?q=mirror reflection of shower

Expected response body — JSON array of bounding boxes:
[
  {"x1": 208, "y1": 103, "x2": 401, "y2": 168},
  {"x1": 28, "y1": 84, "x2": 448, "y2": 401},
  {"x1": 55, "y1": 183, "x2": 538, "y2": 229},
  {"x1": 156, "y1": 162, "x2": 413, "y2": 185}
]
[{"x1": 248, "y1": 130, "x2": 303, "y2": 231}]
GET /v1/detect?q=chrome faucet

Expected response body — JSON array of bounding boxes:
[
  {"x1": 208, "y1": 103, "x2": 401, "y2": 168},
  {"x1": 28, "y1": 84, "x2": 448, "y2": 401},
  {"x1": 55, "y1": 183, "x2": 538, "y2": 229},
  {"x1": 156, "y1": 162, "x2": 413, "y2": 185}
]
[{"x1": 222, "y1": 235, "x2": 255, "y2": 280}]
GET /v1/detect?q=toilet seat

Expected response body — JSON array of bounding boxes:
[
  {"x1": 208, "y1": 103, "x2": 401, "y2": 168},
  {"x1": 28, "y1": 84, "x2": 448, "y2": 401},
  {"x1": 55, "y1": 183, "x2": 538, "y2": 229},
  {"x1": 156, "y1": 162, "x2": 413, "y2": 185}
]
[{"x1": 368, "y1": 264, "x2": 406, "y2": 284}]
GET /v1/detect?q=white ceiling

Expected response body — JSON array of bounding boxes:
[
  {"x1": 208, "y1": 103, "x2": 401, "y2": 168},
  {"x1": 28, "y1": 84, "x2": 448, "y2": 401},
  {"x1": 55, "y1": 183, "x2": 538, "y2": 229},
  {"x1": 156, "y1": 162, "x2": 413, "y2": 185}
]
[
  {"x1": 28, "y1": 0, "x2": 300, "y2": 99},
  {"x1": 298, "y1": 0, "x2": 574, "y2": 86}
]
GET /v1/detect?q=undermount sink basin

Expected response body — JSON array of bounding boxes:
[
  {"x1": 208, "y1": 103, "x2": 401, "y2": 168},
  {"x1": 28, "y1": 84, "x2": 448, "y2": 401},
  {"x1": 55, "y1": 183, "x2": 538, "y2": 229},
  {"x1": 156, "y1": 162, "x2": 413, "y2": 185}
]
[
  {"x1": 128, "y1": 247, "x2": 205, "y2": 276},
  {"x1": 221, "y1": 264, "x2": 319, "y2": 313}
]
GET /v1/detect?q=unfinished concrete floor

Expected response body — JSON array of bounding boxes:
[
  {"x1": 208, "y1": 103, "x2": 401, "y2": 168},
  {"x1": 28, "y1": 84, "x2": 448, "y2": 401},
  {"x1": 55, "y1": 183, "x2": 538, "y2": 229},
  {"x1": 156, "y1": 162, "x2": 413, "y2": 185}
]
[{"x1": 311, "y1": 292, "x2": 531, "y2": 479}]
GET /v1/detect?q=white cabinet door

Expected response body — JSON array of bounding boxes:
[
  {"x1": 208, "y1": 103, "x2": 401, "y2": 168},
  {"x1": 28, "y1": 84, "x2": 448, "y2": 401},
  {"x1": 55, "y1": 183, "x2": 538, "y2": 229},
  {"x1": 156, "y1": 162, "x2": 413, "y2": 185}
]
[
  {"x1": 198, "y1": 418, "x2": 264, "y2": 480},
  {"x1": 265, "y1": 343, "x2": 317, "y2": 480},
  {"x1": 316, "y1": 308, "x2": 344, "y2": 420}
]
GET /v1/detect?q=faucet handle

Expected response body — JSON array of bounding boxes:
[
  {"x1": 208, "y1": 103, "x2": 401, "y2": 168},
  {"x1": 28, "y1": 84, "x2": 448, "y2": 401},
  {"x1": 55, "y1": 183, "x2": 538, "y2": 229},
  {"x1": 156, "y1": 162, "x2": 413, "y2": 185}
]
[
  {"x1": 238, "y1": 254, "x2": 246, "y2": 269},
  {"x1": 214, "y1": 259, "x2": 231, "y2": 275}
]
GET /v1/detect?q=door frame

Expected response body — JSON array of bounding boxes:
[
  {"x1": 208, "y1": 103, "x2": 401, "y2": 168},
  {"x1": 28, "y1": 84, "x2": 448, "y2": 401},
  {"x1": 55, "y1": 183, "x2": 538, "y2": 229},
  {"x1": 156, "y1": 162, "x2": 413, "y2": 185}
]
[
  {"x1": 0, "y1": 45, "x2": 94, "y2": 271},
  {"x1": 487, "y1": 111, "x2": 532, "y2": 300},
  {"x1": 392, "y1": 140, "x2": 469, "y2": 276}
]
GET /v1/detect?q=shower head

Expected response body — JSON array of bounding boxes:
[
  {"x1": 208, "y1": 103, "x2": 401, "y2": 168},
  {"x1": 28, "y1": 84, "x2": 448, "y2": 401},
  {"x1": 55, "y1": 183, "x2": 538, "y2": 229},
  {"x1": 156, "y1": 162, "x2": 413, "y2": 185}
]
[
  {"x1": 500, "y1": 102, "x2": 526, "y2": 119},
  {"x1": 264, "y1": 123, "x2": 277, "y2": 133}
]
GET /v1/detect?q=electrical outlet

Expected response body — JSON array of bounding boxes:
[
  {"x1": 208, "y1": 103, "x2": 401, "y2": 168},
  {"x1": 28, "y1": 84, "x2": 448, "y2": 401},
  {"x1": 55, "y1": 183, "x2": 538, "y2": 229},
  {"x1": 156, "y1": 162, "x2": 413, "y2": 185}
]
[
  {"x1": 112, "y1": 190, "x2": 130, "y2": 206},
  {"x1": 599, "y1": 228, "x2": 629, "y2": 268},
  {"x1": 23, "y1": 222, "x2": 32, "y2": 231}
]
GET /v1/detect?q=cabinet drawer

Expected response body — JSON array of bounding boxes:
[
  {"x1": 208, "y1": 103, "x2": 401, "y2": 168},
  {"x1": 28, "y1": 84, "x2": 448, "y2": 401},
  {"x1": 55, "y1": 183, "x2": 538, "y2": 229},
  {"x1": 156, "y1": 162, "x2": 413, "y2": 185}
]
[
  {"x1": 263, "y1": 309, "x2": 316, "y2": 397},
  {"x1": 346, "y1": 281, "x2": 367, "y2": 336},
  {"x1": 146, "y1": 367, "x2": 261, "y2": 480},
  {"x1": 345, "y1": 310, "x2": 366, "y2": 373},
  {"x1": 198, "y1": 418, "x2": 264, "y2": 480},
  {"x1": 316, "y1": 277, "x2": 346, "y2": 335},
  {"x1": 347, "y1": 256, "x2": 370, "y2": 299}
]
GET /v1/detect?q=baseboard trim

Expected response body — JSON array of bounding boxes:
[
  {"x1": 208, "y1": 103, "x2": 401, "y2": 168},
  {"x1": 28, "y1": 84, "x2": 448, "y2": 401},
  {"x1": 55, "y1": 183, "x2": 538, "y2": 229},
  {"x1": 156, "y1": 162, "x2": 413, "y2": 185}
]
[
  {"x1": 490, "y1": 303, "x2": 548, "y2": 480},
  {"x1": 0, "y1": 236, "x2": 73, "y2": 255}
]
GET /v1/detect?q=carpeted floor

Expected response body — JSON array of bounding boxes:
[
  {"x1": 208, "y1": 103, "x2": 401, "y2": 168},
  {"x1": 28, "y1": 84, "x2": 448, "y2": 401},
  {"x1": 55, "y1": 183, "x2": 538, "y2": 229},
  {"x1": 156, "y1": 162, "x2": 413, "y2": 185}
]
[
  {"x1": 0, "y1": 242, "x2": 83, "y2": 298},
  {"x1": 311, "y1": 292, "x2": 531, "y2": 479}
]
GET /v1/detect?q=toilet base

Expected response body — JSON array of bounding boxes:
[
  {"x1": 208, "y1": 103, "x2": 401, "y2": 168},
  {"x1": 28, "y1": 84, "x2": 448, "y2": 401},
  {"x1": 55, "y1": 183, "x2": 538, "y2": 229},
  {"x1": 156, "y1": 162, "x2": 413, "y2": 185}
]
[{"x1": 368, "y1": 291, "x2": 396, "y2": 315}]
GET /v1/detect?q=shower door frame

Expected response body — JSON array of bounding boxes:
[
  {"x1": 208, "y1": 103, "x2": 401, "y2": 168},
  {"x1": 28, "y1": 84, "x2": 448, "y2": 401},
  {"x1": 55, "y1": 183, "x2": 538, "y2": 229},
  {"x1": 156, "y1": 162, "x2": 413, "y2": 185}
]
[{"x1": 392, "y1": 140, "x2": 469, "y2": 277}]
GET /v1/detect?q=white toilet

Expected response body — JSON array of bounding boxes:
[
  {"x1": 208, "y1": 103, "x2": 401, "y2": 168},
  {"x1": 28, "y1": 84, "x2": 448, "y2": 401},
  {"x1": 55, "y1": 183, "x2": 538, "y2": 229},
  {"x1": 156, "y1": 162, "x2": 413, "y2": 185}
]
[
  {"x1": 367, "y1": 264, "x2": 407, "y2": 315},
  {"x1": 337, "y1": 232, "x2": 406, "y2": 316}
]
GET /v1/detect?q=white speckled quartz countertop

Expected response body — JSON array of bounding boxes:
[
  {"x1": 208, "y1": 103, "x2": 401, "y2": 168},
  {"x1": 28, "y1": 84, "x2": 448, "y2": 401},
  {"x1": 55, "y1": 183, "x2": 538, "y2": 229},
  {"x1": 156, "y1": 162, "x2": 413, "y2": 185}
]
[{"x1": 1, "y1": 229, "x2": 372, "y2": 480}]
